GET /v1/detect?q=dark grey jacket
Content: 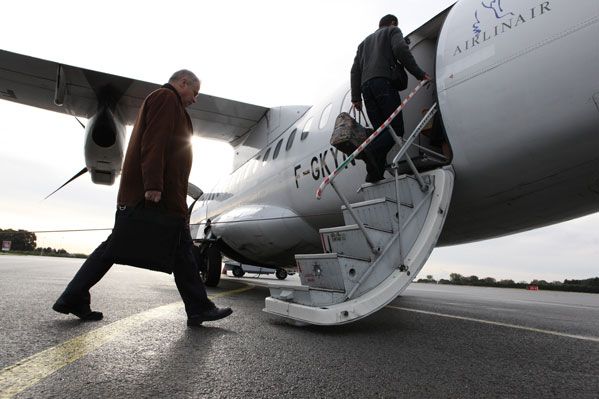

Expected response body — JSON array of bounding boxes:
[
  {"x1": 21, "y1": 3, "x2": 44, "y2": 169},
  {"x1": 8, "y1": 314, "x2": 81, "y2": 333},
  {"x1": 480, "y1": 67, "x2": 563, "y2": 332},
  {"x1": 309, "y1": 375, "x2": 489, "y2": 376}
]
[{"x1": 351, "y1": 26, "x2": 426, "y2": 102}]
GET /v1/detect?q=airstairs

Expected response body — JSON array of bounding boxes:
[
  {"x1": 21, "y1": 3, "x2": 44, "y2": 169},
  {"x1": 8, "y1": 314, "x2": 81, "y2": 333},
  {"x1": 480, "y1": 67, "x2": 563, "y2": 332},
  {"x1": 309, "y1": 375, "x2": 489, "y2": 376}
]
[{"x1": 264, "y1": 81, "x2": 454, "y2": 325}]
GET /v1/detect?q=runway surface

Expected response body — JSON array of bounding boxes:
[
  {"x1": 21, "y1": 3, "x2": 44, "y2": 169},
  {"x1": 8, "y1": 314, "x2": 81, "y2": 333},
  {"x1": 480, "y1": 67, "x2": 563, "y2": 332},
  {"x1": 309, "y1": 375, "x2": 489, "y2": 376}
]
[{"x1": 1, "y1": 255, "x2": 598, "y2": 398}]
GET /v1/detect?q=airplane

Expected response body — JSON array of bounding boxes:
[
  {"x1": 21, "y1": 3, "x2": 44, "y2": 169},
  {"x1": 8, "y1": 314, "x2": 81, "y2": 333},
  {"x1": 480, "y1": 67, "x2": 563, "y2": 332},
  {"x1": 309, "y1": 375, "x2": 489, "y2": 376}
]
[{"x1": 0, "y1": 0, "x2": 597, "y2": 325}]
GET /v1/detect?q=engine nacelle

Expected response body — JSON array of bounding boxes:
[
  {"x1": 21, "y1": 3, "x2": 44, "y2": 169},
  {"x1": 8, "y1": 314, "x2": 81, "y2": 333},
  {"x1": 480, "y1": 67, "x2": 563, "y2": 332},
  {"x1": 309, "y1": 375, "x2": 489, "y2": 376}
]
[{"x1": 84, "y1": 107, "x2": 126, "y2": 185}]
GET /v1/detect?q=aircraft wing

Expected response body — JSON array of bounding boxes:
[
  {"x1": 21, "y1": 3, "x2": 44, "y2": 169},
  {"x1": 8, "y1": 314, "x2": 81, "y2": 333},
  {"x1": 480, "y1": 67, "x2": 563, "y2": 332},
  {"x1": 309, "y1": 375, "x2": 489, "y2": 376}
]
[{"x1": 0, "y1": 49, "x2": 268, "y2": 143}]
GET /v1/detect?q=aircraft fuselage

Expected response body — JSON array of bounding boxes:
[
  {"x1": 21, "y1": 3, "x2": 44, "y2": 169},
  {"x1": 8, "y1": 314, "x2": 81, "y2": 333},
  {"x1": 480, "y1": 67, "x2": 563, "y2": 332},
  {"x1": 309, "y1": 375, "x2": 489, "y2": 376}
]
[{"x1": 191, "y1": 0, "x2": 599, "y2": 267}]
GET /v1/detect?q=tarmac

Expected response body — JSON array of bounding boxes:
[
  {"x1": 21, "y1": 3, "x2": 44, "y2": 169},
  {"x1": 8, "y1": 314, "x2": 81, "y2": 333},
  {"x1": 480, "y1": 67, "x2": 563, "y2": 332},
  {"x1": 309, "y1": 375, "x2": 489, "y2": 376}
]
[{"x1": 1, "y1": 255, "x2": 598, "y2": 398}]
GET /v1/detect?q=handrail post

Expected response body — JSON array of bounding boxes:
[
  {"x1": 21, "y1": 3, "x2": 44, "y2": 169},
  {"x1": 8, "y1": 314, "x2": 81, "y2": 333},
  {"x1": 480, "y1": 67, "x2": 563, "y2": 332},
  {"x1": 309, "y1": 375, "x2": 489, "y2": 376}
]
[
  {"x1": 390, "y1": 104, "x2": 438, "y2": 192},
  {"x1": 391, "y1": 103, "x2": 438, "y2": 166},
  {"x1": 387, "y1": 125, "x2": 429, "y2": 192},
  {"x1": 393, "y1": 169, "x2": 404, "y2": 267},
  {"x1": 330, "y1": 180, "x2": 379, "y2": 255},
  {"x1": 405, "y1": 156, "x2": 429, "y2": 192}
]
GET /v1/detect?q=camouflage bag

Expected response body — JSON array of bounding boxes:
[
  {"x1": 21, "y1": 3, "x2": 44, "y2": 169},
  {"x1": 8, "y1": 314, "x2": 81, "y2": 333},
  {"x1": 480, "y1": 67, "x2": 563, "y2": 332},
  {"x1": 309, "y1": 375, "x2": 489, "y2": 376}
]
[{"x1": 330, "y1": 108, "x2": 372, "y2": 159}]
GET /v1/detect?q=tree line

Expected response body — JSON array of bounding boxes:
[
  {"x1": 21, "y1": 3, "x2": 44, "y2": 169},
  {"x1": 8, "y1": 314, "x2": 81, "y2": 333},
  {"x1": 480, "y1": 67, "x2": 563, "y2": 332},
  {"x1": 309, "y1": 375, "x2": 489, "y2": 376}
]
[
  {"x1": 0, "y1": 228, "x2": 86, "y2": 258},
  {"x1": 417, "y1": 273, "x2": 599, "y2": 294}
]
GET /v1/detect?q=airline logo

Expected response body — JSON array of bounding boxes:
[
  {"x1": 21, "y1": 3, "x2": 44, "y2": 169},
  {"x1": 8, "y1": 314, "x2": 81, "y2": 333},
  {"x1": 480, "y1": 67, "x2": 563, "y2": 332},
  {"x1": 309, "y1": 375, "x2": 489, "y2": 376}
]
[
  {"x1": 473, "y1": 0, "x2": 514, "y2": 35},
  {"x1": 453, "y1": 1, "x2": 552, "y2": 56}
]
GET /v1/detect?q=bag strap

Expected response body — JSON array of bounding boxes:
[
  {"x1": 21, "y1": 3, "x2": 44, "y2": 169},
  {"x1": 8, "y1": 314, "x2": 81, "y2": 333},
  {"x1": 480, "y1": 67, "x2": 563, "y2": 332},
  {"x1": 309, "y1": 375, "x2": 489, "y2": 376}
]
[
  {"x1": 348, "y1": 105, "x2": 371, "y2": 128},
  {"x1": 128, "y1": 199, "x2": 168, "y2": 211},
  {"x1": 355, "y1": 109, "x2": 370, "y2": 128}
]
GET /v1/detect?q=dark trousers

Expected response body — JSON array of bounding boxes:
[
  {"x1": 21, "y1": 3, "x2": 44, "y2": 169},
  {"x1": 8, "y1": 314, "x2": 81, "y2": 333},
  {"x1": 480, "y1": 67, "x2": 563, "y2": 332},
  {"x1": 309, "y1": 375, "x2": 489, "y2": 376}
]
[
  {"x1": 58, "y1": 227, "x2": 213, "y2": 317},
  {"x1": 361, "y1": 77, "x2": 405, "y2": 165}
]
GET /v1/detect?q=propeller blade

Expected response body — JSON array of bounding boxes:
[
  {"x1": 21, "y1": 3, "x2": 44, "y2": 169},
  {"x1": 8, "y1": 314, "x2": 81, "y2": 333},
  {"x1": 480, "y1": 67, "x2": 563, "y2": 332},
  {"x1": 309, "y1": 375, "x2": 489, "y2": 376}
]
[
  {"x1": 74, "y1": 117, "x2": 86, "y2": 129},
  {"x1": 44, "y1": 167, "x2": 88, "y2": 200}
]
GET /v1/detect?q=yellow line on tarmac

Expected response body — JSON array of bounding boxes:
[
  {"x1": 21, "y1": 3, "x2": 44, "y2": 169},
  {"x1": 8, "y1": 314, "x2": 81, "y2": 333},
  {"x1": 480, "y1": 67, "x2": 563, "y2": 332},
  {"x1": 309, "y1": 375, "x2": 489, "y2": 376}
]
[
  {"x1": 387, "y1": 305, "x2": 599, "y2": 343},
  {"x1": 0, "y1": 286, "x2": 253, "y2": 399}
]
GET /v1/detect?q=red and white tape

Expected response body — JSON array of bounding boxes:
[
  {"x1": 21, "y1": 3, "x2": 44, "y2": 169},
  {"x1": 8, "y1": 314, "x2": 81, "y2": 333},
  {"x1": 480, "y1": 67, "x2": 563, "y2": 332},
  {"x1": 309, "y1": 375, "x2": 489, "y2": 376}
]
[{"x1": 316, "y1": 79, "x2": 428, "y2": 199}]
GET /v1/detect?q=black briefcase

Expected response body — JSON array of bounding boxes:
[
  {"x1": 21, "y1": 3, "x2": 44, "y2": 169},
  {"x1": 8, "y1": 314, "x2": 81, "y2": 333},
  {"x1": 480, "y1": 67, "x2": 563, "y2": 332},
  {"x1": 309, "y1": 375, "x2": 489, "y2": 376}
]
[{"x1": 102, "y1": 203, "x2": 186, "y2": 274}]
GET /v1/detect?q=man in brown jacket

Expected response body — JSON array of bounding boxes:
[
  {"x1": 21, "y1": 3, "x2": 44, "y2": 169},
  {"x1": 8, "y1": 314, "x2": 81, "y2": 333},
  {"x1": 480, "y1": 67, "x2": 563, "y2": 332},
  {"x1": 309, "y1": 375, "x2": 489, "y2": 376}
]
[{"x1": 52, "y1": 70, "x2": 232, "y2": 326}]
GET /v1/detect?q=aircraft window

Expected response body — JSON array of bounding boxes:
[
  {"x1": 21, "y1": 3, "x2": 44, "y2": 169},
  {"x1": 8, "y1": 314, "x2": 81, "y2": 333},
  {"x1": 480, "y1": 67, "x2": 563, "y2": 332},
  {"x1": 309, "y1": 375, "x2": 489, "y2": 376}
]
[
  {"x1": 319, "y1": 103, "x2": 332, "y2": 129},
  {"x1": 300, "y1": 118, "x2": 313, "y2": 141},
  {"x1": 262, "y1": 148, "x2": 271, "y2": 164},
  {"x1": 286, "y1": 128, "x2": 297, "y2": 151},
  {"x1": 273, "y1": 139, "x2": 284, "y2": 159}
]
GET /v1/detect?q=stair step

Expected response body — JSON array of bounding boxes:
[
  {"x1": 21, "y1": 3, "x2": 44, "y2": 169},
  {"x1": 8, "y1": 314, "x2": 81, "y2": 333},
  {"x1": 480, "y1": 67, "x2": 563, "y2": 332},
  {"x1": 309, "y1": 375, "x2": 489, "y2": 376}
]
[
  {"x1": 341, "y1": 198, "x2": 407, "y2": 232},
  {"x1": 264, "y1": 149, "x2": 455, "y2": 326},
  {"x1": 320, "y1": 224, "x2": 392, "y2": 260},
  {"x1": 295, "y1": 253, "x2": 371, "y2": 293},
  {"x1": 359, "y1": 174, "x2": 419, "y2": 203}
]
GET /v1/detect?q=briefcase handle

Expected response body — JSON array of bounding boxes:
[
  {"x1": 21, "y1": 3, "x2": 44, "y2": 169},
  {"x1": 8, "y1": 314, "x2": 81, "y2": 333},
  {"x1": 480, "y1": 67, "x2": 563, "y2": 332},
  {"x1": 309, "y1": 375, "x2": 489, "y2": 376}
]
[{"x1": 118, "y1": 199, "x2": 168, "y2": 212}]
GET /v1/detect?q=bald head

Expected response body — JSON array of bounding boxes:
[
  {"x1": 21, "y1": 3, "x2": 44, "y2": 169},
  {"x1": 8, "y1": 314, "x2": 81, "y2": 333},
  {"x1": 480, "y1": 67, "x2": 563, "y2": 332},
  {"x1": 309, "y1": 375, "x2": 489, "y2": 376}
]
[
  {"x1": 169, "y1": 69, "x2": 200, "y2": 86},
  {"x1": 168, "y1": 69, "x2": 201, "y2": 107}
]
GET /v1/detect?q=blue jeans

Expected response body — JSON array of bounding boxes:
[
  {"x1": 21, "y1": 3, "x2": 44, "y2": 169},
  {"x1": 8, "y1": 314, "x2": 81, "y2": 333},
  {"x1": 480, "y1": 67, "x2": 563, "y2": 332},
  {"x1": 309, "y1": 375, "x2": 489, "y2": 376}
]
[
  {"x1": 361, "y1": 77, "x2": 404, "y2": 165},
  {"x1": 58, "y1": 227, "x2": 213, "y2": 317}
]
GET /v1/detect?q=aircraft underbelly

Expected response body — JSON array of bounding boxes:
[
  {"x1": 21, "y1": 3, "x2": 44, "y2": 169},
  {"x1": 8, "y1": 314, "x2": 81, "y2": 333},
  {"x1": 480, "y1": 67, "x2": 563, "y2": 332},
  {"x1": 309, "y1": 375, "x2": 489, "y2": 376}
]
[{"x1": 210, "y1": 205, "x2": 321, "y2": 265}]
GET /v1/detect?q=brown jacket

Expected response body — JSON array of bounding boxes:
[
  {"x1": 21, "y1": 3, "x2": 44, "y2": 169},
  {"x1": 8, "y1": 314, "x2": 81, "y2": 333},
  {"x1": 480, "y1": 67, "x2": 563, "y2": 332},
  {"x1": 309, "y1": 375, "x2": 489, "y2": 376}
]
[{"x1": 117, "y1": 84, "x2": 193, "y2": 217}]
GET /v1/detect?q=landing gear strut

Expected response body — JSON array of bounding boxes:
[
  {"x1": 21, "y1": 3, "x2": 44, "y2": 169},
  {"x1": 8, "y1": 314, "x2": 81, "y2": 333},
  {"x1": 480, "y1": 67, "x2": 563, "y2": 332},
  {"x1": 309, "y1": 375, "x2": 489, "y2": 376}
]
[{"x1": 193, "y1": 244, "x2": 222, "y2": 287}]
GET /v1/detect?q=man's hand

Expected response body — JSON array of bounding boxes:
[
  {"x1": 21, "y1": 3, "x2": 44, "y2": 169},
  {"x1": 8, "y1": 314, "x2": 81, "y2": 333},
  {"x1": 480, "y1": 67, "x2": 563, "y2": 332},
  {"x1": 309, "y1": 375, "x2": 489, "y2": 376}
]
[
  {"x1": 352, "y1": 100, "x2": 363, "y2": 112},
  {"x1": 422, "y1": 73, "x2": 432, "y2": 81},
  {"x1": 145, "y1": 190, "x2": 162, "y2": 203}
]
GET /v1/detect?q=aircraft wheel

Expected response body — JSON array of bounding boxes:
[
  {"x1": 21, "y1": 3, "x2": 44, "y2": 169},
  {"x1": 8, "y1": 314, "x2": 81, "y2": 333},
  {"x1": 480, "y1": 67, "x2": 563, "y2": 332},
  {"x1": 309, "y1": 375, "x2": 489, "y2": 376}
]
[
  {"x1": 232, "y1": 266, "x2": 245, "y2": 278},
  {"x1": 194, "y1": 245, "x2": 222, "y2": 287},
  {"x1": 275, "y1": 268, "x2": 288, "y2": 280}
]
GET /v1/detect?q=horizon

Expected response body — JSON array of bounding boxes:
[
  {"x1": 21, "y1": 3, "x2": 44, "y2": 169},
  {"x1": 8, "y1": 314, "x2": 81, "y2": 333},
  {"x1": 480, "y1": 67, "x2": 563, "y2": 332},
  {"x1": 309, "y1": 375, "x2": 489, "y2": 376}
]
[{"x1": 0, "y1": 0, "x2": 597, "y2": 282}]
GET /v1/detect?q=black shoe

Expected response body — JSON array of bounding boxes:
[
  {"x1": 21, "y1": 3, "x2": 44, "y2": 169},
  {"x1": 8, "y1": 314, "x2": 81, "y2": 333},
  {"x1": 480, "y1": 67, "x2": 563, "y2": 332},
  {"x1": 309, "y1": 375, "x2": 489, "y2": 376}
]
[
  {"x1": 187, "y1": 307, "x2": 233, "y2": 326},
  {"x1": 365, "y1": 173, "x2": 384, "y2": 183},
  {"x1": 52, "y1": 298, "x2": 103, "y2": 321},
  {"x1": 376, "y1": 157, "x2": 388, "y2": 176},
  {"x1": 363, "y1": 151, "x2": 384, "y2": 183}
]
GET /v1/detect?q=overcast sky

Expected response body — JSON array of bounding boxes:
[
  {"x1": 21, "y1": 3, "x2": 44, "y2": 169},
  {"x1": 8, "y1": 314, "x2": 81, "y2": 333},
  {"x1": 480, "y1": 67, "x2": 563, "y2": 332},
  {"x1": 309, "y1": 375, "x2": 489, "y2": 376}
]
[{"x1": 0, "y1": 0, "x2": 597, "y2": 282}]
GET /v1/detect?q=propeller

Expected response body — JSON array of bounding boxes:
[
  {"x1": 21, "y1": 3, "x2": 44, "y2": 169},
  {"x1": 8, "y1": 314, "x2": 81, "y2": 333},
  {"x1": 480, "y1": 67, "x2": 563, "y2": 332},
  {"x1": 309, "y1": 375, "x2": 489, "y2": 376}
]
[
  {"x1": 44, "y1": 167, "x2": 88, "y2": 200},
  {"x1": 44, "y1": 117, "x2": 89, "y2": 200}
]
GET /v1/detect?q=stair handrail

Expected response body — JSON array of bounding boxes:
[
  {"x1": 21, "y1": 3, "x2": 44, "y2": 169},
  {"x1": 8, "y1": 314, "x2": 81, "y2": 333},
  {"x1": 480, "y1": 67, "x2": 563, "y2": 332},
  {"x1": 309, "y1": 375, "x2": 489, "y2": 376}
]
[
  {"x1": 391, "y1": 103, "x2": 438, "y2": 166},
  {"x1": 315, "y1": 79, "x2": 430, "y2": 200}
]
